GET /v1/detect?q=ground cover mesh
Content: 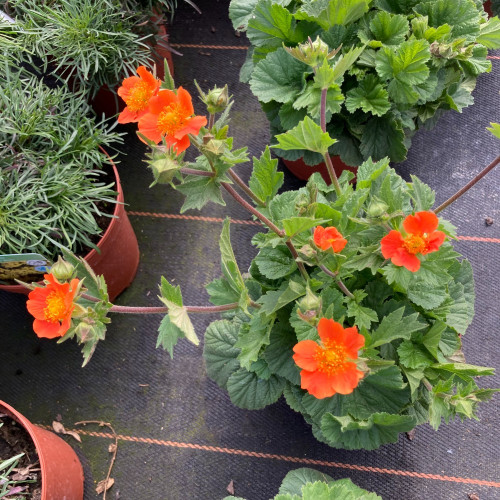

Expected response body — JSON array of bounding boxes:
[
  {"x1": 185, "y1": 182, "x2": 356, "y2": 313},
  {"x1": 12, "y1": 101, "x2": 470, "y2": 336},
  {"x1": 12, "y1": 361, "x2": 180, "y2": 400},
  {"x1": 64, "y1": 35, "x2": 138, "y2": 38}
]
[{"x1": 1, "y1": 1, "x2": 499, "y2": 499}]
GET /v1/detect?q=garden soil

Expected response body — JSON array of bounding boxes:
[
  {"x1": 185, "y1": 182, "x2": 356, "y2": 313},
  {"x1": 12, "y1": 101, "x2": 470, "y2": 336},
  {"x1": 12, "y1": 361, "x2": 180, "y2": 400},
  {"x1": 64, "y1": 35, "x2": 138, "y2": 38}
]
[{"x1": 1, "y1": 1, "x2": 499, "y2": 499}]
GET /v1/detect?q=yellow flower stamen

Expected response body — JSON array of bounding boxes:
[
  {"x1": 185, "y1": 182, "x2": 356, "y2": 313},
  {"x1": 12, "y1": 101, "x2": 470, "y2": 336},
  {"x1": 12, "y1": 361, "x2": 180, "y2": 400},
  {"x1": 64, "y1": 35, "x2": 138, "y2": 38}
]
[
  {"x1": 402, "y1": 234, "x2": 426, "y2": 255},
  {"x1": 43, "y1": 291, "x2": 67, "y2": 323},
  {"x1": 157, "y1": 105, "x2": 187, "y2": 136},
  {"x1": 314, "y1": 340, "x2": 348, "y2": 376},
  {"x1": 126, "y1": 82, "x2": 154, "y2": 112}
]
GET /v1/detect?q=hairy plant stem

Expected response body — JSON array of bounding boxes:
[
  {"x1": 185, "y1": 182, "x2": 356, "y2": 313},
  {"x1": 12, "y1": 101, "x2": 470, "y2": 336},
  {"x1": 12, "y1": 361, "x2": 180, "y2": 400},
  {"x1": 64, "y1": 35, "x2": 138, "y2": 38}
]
[
  {"x1": 286, "y1": 240, "x2": 310, "y2": 281},
  {"x1": 320, "y1": 88, "x2": 342, "y2": 195},
  {"x1": 319, "y1": 263, "x2": 354, "y2": 299},
  {"x1": 221, "y1": 182, "x2": 285, "y2": 236},
  {"x1": 228, "y1": 169, "x2": 266, "y2": 207},
  {"x1": 107, "y1": 302, "x2": 241, "y2": 314},
  {"x1": 208, "y1": 113, "x2": 215, "y2": 130},
  {"x1": 180, "y1": 167, "x2": 214, "y2": 177},
  {"x1": 434, "y1": 155, "x2": 500, "y2": 214}
]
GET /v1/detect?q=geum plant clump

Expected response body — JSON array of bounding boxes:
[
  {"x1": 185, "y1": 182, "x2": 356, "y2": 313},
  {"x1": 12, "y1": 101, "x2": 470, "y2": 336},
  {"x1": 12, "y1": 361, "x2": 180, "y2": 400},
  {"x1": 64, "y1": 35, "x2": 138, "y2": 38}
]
[
  {"x1": 23, "y1": 61, "x2": 499, "y2": 451},
  {"x1": 229, "y1": 0, "x2": 500, "y2": 166}
]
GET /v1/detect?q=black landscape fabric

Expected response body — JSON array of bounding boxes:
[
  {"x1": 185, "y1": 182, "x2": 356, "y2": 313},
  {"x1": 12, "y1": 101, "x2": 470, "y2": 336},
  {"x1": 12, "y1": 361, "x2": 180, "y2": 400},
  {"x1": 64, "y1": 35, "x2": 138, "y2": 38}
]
[{"x1": 1, "y1": 1, "x2": 499, "y2": 499}]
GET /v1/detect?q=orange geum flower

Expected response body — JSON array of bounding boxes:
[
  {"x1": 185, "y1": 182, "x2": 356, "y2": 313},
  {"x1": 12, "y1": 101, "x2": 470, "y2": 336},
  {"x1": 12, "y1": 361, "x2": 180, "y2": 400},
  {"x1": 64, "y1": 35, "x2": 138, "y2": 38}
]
[
  {"x1": 313, "y1": 225, "x2": 347, "y2": 252},
  {"x1": 26, "y1": 274, "x2": 80, "y2": 339},
  {"x1": 293, "y1": 318, "x2": 365, "y2": 399},
  {"x1": 380, "y1": 211, "x2": 446, "y2": 272},
  {"x1": 137, "y1": 87, "x2": 207, "y2": 153},
  {"x1": 117, "y1": 66, "x2": 161, "y2": 124}
]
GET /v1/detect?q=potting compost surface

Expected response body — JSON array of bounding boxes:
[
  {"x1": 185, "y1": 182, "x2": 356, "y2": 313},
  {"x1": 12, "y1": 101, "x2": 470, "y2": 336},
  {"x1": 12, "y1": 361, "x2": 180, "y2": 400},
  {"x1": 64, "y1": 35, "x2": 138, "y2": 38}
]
[{"x1": 1, "y1": 1, "x2": 499, "y2": 499}]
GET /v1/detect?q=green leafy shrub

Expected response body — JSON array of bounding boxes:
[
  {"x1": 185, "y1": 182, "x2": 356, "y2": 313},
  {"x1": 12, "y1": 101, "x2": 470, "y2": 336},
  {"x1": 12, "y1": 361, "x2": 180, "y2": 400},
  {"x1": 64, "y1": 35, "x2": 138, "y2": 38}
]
[
  {"x1": 224, "y1": 468, "x2": 382, "y2": 499},
  {"x1": 229, "y1": 0, "x2": 500, "y2": 166},
  {"x1": 0, "y1": 68, "x2": 121, "y2": 262}
]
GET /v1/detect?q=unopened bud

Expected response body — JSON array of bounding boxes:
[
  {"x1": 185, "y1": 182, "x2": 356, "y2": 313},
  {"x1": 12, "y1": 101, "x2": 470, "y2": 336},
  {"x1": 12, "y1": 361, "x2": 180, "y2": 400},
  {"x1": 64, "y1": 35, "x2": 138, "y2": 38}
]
[
  {"x1": 196, "y1": 82, "x2": 231, "y2": 114},
  {"x1": 74, "y1": 320, "x2": 96, "y2": 343},
  {"x1": 50, "y1": 256, "x2": 74, "y2": 281},
  {"x1": 366, "y1": 198, "x2": 389, "y2": 218},
  {"x1": 284, "y1": 36, "x2": 340, "y2": 67},
  {"x1": 298, "y1": 287, "x2": 322, "y2": 313},
  {"x1": 147, "y1": 147, "x2": 182, "y2": 184}
]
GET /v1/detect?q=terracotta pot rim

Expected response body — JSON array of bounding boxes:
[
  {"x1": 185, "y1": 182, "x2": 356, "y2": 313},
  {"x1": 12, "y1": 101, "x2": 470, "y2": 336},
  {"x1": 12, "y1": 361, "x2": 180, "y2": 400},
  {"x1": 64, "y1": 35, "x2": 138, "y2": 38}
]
[
  {"x1": 0, "y1": 147, "x2": 121, "y2": 291},
  {"x1": 0, "y1": 400, "x2": 53, "y2": 492}
]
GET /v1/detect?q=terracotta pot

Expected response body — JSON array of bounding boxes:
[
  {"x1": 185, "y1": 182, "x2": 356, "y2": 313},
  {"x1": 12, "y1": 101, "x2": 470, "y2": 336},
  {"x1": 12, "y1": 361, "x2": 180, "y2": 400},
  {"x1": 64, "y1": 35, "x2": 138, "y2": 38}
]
[
  {"x1": 0, "y1": 150, "x2": 139, "y2": 301},
  {"x1": 282, "y1": 156, "x2": 358, "y2": 184},
  {"x1": 0, "y1": 400, "x2": 84, "y2": 500},
  {"x1": 90, "y1": 16, "x2": 174, "y2": 117}
]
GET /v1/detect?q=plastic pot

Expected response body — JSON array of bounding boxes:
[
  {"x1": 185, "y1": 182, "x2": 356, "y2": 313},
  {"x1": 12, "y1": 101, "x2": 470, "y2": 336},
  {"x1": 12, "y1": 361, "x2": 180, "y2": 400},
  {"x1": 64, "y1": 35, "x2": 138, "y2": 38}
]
[
  {"x1": 0, "y1": 400, "x2": 84, "y2": 500},
  {"x1": 484, "y1": 1, "x2": 493, "y2": 17},
  {"x1": 282, "y1": 156, "x2": 358, "y2": 184},
  {"x1": 0, "y1": 150, "x2": 139, "y2": 301}
]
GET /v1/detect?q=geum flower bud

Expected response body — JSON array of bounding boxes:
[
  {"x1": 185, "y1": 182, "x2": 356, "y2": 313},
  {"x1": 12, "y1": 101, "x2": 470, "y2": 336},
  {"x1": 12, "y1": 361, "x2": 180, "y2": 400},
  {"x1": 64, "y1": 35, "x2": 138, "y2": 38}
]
[{"x1": 284, "y1": 36, "x2": 341, "y2": 68}]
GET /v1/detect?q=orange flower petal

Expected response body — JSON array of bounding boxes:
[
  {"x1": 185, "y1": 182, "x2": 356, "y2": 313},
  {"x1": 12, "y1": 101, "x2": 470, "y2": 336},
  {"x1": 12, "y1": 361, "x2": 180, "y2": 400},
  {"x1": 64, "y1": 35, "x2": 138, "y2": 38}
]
[
  {"x1": 390, "y1": 250, "x2": 421, "y2": 272},
  {"x1": 403, "y1": 211, "x2": 439, "y2": 236},
  {"x1": 342, "y1": 327, "x2": 365, "y2": 358},
  {"x1": 174, "y1": 115, "x2": 207, "y2": 139},
  {"x1": 317, "y1": 318, "x2": 344, "y2": 344},
  {"x1": 293, "y1": 340, "x2": 320, "y2": 371},
  {"x1": 424, "y1": 230, "x2": 446, "y2": 254},
  {"x1": 177, "y1": 86, "x2": 194, "y2": 116},
  {"x1": 300, "y1": 370, "x2": 336, "y2": 399},
  {"x1": 138, "y1": 113, "x2": 163, "y2": 144},
  {"x1": 330, "y1": 365, "x2": 364, "y2": 395},
  {"x1": 117, "y1": 107, "x2": 140, "y2": 124},
  {"x1": 380, "y1": 230, "x2": 405, "y2": 259},
  {"x1": 148, "y1": 89, "x2": 178, "y2": 115}
]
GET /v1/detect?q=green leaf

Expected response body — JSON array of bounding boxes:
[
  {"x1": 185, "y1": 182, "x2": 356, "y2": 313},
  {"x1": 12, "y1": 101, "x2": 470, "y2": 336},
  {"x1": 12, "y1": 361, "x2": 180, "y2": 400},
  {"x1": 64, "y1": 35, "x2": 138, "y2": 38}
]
[
  {"x1": 414, "y1": 0, "x2": 481, "y2": 39},
  {"x1": 487, "y1": 122, "x2": 500, "y2": 139},
  {"x1": 477, "y1": 16, "x2": 500, "y2": 49},
  {"x1": 278, "y1": 469, "x2": 333, "y2": 497},
  {"x1": 301, "y1": 483, "x2": 330, "y2": 499},
  {"x1": 293, "y1": 82, "x2": 345, "y2": 119},
  {"x1": 220, "y1": 219, "x2": 247, "y2": 298},
  {"x1": 158, "y1": 277, "x2": 199, "y2": 346},
  {"x1": 359, "y1": 115, "x2": 407, "y2": 162},
  {"x1": 320, "y1": 412, "x2": 416, "y2": 450},
  {"x1": 397, "y1": 341, "x2": 434, "y2": 369},
  {"x1": 369, "y1": 11, "x2": 409, "y2": 46},
  {"x1": 330, "y1": 46, "x2": 366, "y2": 82},
  {"x1": 279, "y1": 102, "x2": 308, "y2": 130},
  {"x1": 227, "y1": 368, "x2": 285, "y2": 409},
  {"x1": 273, "y1": 116, "x2": 337, "y2": 155},
  {"x1": 345, "y1": 74, "x2": 391, "y2": 116},
  {"x1": 249, "y1": 146, "x2": 284, "y2": 203},
  {"x1": 356, "y1": 157, "x2": 390, "y2": 189},
  {"x1": 258, "y1": 280, "x2": 306, "y2": 315},
  {"x1": 203, "y1": 320, "x2": 241, "y2": 389},
  {"x1": 445, "y1": 282, "x2": 472, "y2": 333},
  {"x1": 449, "y1": 259, "x2": 475, "y2": 319},
  {"x1": 430, "y1": 363, "x2": 495, "y2": 378},
  {"x1": 402, "y1": 367, "x2": 424, "y2": 400},
  {"x1": 263, "y1": 322, "x2": 301, "y2": 385},
  {"x1": 422, "y1": 321, "x2": 447, "y2": 360},
  {"x1": 177, "y1": 175, "x2": 225, "y2": 212},
  {"x1": 235, "y1": 314, "x2": 274, "y2": 370},
  {"x1": 369, "y1": 307, "x2": 427, "y2": 348},
  {"x1": 282, "y1": 216, "x2": 328, "y2": 237},
  {"x1": 297, "y1": 0, "x2": 370, "y2": 30},
  {"x1": 255, "y1": 246, "x2": 298, "y2": 279},
  {"x1": 229, "y1": 0, "x2": 259, "y2": 30},
  {"x1": 409, "y1": 174, "x2": 435, "y2": 211},
  {"x1": 344, "y1": 366, "x2": 411, "y2": 419},
  {"x1": 247, "y1": 0, "x2": 302, "y2": 48},
  {"x1": 206, "y1": 278, "x2": 241, "y2": 306},
  {"x1": 250, "y1": 48, "x2": 309, "y2": 103},
  {"x1": 346, "y1": 300, "x2": 378, "y2": 330},
  {"x1": 156, "y1": 315, "x2": 184, "y2": 358},
  {"x1": 407, "y1": 280, "x2": 447, "y2": 309}
]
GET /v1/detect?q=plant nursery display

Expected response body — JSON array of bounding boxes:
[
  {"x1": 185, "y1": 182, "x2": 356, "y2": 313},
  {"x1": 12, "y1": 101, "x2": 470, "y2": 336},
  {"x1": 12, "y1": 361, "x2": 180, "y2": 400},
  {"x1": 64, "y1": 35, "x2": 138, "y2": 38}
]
[
  {"x1": 224, "y1": 468, "x2": 382, "y2": 500},
  {"x1": 0, "y1": 68, "x2": 121, "y2": 278},
  {"x1": 228, "y1": 0, "x2": 500, "y2": 170},
  {"x1": 21, "y1": 60, "x2": 499, "y2": 452}
]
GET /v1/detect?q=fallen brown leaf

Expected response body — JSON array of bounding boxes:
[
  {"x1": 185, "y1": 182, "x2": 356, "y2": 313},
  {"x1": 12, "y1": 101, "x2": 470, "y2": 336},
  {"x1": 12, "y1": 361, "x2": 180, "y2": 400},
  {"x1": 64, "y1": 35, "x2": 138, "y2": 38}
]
[
  {"x1": 226, "y1": 480, "x2": 235, "y2": 495},
  {"x1": 468, "y1": 494, "x2": 479, "y2": 500},
  {"x1": 108, "y1": 443, "x2": 117, "y2": 453},
  {"x1": 96, "y1": 478, "x2": 115, "y2": 494},
  {"x1": 406, "y1": 429, "x2": 417, "y2": 441},
  {"x1": 52, "y1": 421, "x2": 81, "y2": 442}
]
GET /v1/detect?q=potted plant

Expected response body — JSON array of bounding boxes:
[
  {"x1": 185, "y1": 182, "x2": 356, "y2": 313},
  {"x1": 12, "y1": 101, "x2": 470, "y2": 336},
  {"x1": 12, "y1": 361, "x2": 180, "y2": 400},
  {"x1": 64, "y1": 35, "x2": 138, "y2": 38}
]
[
  {"x1": 0, "y1": 66, "x2": 139, "y2": 301},
  {"x1": 224, "y1": 468, "x2": 382, "y2": 500},
  {"x1": 21, "y1": 66, "x2": 499, "y2": 450},
  {"x1": 0, "y1": 400, "x2": 84, "y2": 499},
  {"x1": 228, "y1": 0, "x2": 500, "y2": 180},
  {"x1": 2, "y1": 0, "x2": 179, "y2": 116}
]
